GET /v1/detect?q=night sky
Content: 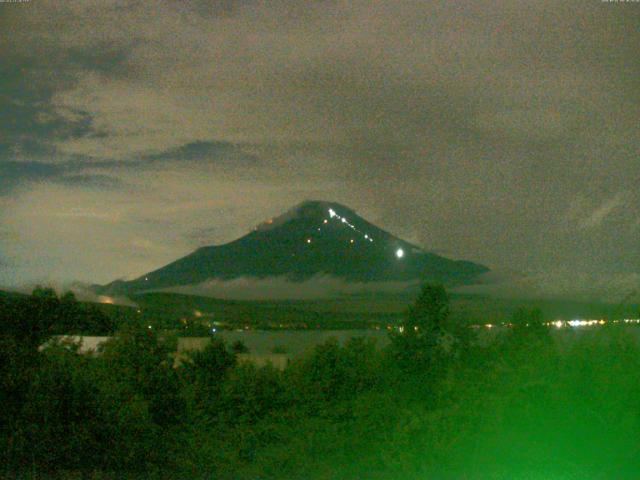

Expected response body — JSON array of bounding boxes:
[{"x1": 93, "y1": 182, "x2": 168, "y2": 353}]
[{"x1": 1, "y1": 1, "x2": 638, "y2": 300}]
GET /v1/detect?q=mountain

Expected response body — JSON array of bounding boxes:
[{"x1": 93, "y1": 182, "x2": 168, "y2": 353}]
[{"x1": 95, "y1": 200, "x2": 489, "y2": 296}]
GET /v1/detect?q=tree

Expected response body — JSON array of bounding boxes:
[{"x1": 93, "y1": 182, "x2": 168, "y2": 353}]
[
  {"x1": 0, "y1": 287, "x2": 62, "y2": 460},
  {"x1": 288, "y1": 337, "x2": 382, "y2": 406},
  {"x1": 98, "y1": 321, "x2": 182, "y2": 424},
  {"x1": 232, "y1": 339, "x2": 250, "y2": 354},
  {"x1": 390, "y1": 283, "x2": 453, "y2": 371},
  {"x1": 51, "y1": 291, "x2": 81, "y2": 334},
  {"x1": 180, "y1": 338, "x2": 237, "y2": 417},
  {"x1": 221, "y1": 363, "x2": 287, "y2": 424},
  {"x1": 407, "y1": 283, "x2": 450, "y2": 334},
  {"x1": 90, "y1": 321, "x2": 183, "y2": 472},
  {"x1": 9, "y1": 342, "x2": 103, "y2": 474},
  {"x1": 13, "y1": 287, "x2": 60, "y2": 348}
]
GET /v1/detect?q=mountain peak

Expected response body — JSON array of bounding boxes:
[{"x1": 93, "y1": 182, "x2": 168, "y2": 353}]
[
  {"x1": 96, "y1": 200, "x2": 489, "y2": 296},
  {"x1": 256, "y1": 200, "x2": 355, "y2": 232}
]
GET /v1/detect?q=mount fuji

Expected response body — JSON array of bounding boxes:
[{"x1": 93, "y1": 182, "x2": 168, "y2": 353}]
[{"x1": 94, "y1": 201, "x2": 488, "y2": 296}]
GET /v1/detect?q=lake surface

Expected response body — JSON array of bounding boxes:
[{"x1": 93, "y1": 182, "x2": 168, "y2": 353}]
[
  {"x1": 50, "y1": 324, "x2": 640, "y2": 357},
  {"x1": 214, "y1": 324, "x2": 640, "y2": 355}
]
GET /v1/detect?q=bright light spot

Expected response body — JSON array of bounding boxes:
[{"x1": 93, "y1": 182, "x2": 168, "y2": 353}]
[
  {"x1": 350, "y1": 239, "x2": 354, "y2": 244},
  {"x1": 98, "y1": 296, "x2": 114, "y2": 305},
  {"x1": 328, "y1": 209, "x2": 336, "y2": 218},
  {"x1": 364, "y1": 234, "x2": 369, "y2": 239},
  {"x1": 396, "y1": 248, "x2": 404, "y2": 258},
  {"x1": 194, "y1": 310, "x2": 203, "y2": 318},
  {"x1": 554, "y1": 320, "x2": 563, "y2": 328},
  {"x1": 323, "y1": 219, "x2": 328, "y2": 224},
  {"x1": 569, "y1": 320, "x2": 589, "y2": 327},
  {"x1": 342, "y1": 218, "x2": 347, "y2": 223},
  {"x1": 306, "y1": 238, "x2": 312, "y2": 244},
  {"x1": 144, "y1": 277, "x2": 149, "y2": 281},
  {"x1": 148, "y1": 325, "x2": 152, "y2": 329}
]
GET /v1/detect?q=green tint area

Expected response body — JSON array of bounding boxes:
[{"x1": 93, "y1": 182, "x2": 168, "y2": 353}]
[{"x1": 2, "y1": 287, "x2": 640, "y2": 479}]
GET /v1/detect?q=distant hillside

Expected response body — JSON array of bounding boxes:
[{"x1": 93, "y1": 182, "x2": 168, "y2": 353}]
[
  {"x1": 2, "y1": 288, "x2": 637, "y2": 335},
  {"x1": 96, "y1": 200, "x2": 489, "y2": 296},
  {"x1": 0, "y1": 288, "x2": 117, "y2": 337},
  {"x1": 130, "y1": 291, "x2": 639, "y2": 328}
]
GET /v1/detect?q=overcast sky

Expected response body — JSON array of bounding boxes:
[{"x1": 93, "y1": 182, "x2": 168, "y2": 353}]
[{"x1": 1, "y1": 0, "x2": 638, "y2": 300}]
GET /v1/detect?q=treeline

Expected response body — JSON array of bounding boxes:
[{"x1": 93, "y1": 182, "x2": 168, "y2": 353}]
[
  {"x1": 0, "y1": 287, "x2": 116, "y2": 339},
  {"x1": 2, "y1": 285, "x2": 640, "y2": 478}
]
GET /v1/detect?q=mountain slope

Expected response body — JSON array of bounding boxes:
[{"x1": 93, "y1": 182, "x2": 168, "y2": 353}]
[{"x1": 97, "y1": 200, "x2": 488, "y2": 295}]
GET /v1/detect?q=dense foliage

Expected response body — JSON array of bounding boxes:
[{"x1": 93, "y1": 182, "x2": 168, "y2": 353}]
[{"x1": 2, "y1": 286, "x2": 640, "y2": 478}]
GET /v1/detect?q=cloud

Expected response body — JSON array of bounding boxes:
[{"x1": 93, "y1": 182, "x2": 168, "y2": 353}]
[
  {"x1": 50, "y1": 73, "x2": 228, "y2": 158},
  {"x1": 0, "y1": 0, "x2": 638, "y2": 299},
  {"x1": 0, "y1": 159, "x2": 345, "y2": 285},
  {"x1": 562, "y1": 191, "x2": 635, "y2": 234},
  {"x1": 55, "y1": 174, "x2": 125, "y2": 190},
  {"x1": 161, "y1": 275, "x2": 418, "y2": 301},
  {"x1": 143, "y1": 141, "x2": 258, "y2": 165},
  {"x1": 0, "y1": 160, "x2": 61, "y2": 195},
  {"x1": 7, "y1": 0, "x2": 637, "y2": 162},
  {"x1": 456, "y1": 269, "x2": 640, "y2": 304},
  {"x1": 579, "y1": 192, "x2": 628, "y2": 230}
]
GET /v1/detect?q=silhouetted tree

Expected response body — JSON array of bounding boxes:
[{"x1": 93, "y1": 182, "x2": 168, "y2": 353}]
[
  {"x1": 9, "y1": 342, "x2": 102, "y2": 474},
  {"x1": 232, "y1": 339, "x2": 250, "y2": 354},
  {"x1": 180, "y1": 338, "x2": 237, "y2": 417},
  {"x1": 221, "y1": 363, "x2": 287, "y2": 424},
  {"x1": 390, "y1": 283, "x2": 454, "y2": 371},
  {"x1": 289, "y1": 337, "x2": 382, "y2": 405},
  {"x1": 0, "y1": 287, "x2": 62, "y2": 460},
  {"x1": 85, "y1": 321, "x2": 183, "y2": 472}
]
